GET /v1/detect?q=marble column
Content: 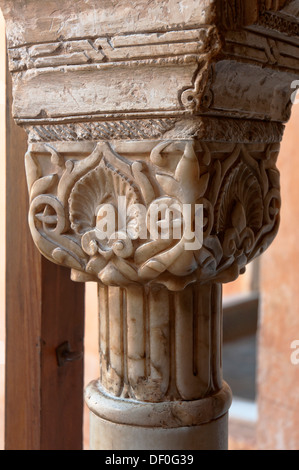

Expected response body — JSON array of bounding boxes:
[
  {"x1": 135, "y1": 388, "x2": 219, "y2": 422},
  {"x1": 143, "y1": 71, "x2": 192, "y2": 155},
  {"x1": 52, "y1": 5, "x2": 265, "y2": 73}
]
[{"x1": 1, "y1": 0, "x2": 299, "y2": 450}]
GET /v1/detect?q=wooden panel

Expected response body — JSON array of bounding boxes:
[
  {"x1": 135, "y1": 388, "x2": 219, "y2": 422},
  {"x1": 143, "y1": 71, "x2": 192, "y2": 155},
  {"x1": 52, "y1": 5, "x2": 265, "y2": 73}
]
[
  {"x1": 5, "y1": 59, "x2": 85, "y2": 450},
  {"x1": 39, "y1": 262, "x2": 85, "y2": 450}
]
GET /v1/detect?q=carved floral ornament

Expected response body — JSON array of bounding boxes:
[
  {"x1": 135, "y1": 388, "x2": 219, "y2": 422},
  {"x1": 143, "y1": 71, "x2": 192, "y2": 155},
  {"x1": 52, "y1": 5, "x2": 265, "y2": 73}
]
[{"x1": 26, "y1": 139, "x2": 281, "y2": 291}]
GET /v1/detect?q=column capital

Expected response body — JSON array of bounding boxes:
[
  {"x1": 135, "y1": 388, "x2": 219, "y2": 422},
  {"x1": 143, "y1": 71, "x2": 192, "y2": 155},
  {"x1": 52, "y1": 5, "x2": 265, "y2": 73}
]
[
  {"x1": 2, "y1": 0, "x2": 298, "y2": 289},
  {"x1": 24, "y1": 138, "x2": 280, "y2": 290}
]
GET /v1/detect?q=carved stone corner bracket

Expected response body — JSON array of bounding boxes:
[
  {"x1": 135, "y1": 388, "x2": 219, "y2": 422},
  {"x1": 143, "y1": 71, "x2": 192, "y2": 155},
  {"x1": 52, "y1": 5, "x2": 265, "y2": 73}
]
[{"x1": 1, "y1": 0, "x2": 299, "y2": 450}]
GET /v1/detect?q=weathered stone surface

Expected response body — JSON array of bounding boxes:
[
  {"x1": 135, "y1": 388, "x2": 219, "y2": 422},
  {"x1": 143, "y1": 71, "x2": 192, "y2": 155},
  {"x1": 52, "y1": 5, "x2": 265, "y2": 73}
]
[
  {"x1": 1, "y1": 0, "x2": 217, "y2": 48},
  {"x1": 1, "y1": 1, "x2": 297, "y2": 124},
  {"x1": 12, "y1": 61, "x2": 200, "y2": 119}
]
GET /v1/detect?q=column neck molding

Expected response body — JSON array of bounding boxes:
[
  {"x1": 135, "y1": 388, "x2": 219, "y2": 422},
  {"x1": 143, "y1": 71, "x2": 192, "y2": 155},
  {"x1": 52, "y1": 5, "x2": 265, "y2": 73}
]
[{"x1": 24, "y1": 118, "x2": 285, "y2": 145}]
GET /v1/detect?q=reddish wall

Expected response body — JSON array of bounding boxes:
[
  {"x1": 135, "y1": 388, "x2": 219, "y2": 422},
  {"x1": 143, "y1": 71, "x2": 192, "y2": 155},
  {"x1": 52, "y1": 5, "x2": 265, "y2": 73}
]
[{"x1": 258, "y1": 105, "x2": 299, "y2": 450}]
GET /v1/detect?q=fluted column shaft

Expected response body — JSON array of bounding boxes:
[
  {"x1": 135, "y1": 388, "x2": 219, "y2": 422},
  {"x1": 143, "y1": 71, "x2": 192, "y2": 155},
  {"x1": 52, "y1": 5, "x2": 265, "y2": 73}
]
[
  {"x1": 97, "y1": 283, "x2": 223, "y2": 402},
  {"x1": 86, "y1": 283, "x2": 231, "y2": 450}
]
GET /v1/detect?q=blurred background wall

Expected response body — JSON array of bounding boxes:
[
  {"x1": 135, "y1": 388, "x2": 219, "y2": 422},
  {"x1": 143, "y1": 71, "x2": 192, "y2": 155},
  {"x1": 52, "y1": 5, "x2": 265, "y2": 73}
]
[{"x1": 257, "y1": 104, "x2": 299, "y2": 450}]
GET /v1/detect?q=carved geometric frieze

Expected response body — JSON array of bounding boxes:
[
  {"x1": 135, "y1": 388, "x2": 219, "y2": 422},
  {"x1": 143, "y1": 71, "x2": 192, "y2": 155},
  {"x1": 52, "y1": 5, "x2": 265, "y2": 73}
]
[{"x1": 10, "y1": 25, "x2": 221, "y2": 122}]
